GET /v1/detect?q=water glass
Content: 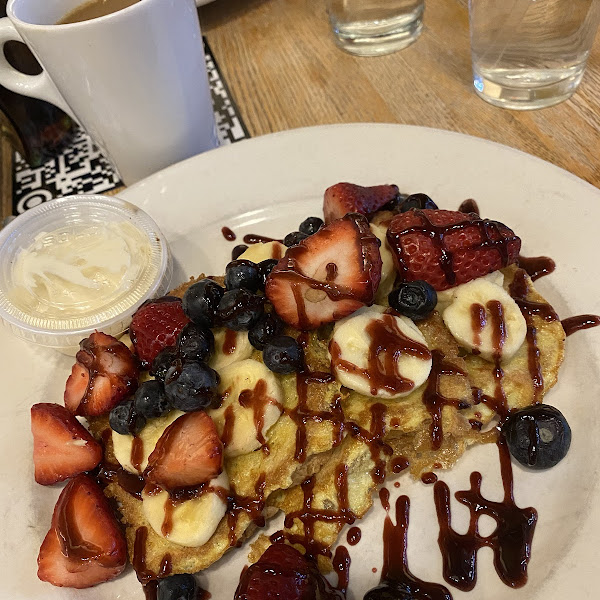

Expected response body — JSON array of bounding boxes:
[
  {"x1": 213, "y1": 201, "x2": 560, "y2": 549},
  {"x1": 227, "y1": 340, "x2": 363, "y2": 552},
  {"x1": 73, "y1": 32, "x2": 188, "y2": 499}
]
[
  {"x1": 326, "y1": 0, "x2": 424, "y2": 57},
  {"x1": 469, "y1": 0, "x2": 600, "y2": 110}
]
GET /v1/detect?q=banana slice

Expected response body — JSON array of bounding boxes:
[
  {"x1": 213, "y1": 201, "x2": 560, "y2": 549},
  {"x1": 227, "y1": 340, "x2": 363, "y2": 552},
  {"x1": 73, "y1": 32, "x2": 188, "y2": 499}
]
[
  {"x1": 442, "y1": 278, "x2": 526, "y2": 362},
  {"x1": 238, "y1": 241, "x2": 286, "y2": 262},
  {"x1": 142, "y1": 471, "x2": 230, "y2": 547},
  {"x1": 370, "y1": 224, "x2": 396, "y2": 304},
  {"x1": 209, "y1": 328, "x2": 253, "y2": 371},
  {"x1": 112, "y1": 410, "x2": 184, "y2": 474},
  {"x1": 330, "y1": 305, "x2": 432, "y2": 399},
  {"x1": 208, "y1": 359, "x2": 283, "y2": 457},
  {"x1": 436, "y1": 271, "x2": 504, "y2": 311}
]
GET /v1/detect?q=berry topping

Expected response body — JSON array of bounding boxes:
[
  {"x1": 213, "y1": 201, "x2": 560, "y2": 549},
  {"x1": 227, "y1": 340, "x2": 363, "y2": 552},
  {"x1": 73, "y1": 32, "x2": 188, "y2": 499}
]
[
  {"x1": 130, "y1": 297, "x2": 190, "y2": 367},
  {"x1": 283, "y1": 230, "x2": 309, "y2": 247},
  {"x1": 109, "y1": 400, "x2": 146, "y2": 435},
  {"x1": 150, "y1": 346, "x2": 179, "y2": 382},
  {"x1": 31, "y1": 403, "x2": 102, "y2": 486},
  {"x1": 263, "y1": 336, "x2": 303, "y2": 374},
  {"x1": 388, "y1": 281, "x2": 438, "y2": 321},
  {"x1": 257, "y1": 258, "x2": 279, "y2": 289},
  {"x1": 182, "y1": 278, "x2": 224, "y2": 328},
  {"x1": 157, "y1": 574, "x2": 198, "y2": 600},
  {"x1": 299, "y1": 216, "x2": 324, "y2": 236},
  {"x1": 37, "y1": 474, "x2": 127, "y2": 588},
  {"x1": 386, "y1": 209, "x2": 520, "y2": 291},
  {"x1": 323, "y1": 182, "x2": 400, "y2": 224},
  {"x1": 398, "y1": 192, "x2": 438, "y2": 212},
  {"x1": 64, "y1": 332, "x2": 139, "y2": 417},
  {"x1": 234, "y1": 543, "x2": 343, "y2": 600},
  {"x1": 177, "y1": 322, "x2": 214, "y2": 362},
  {"x1": 165, "y1": 360, "x2": 220, "y2": 412},
  {"x1": 144, "y1": 411, "x2": 223, "y2": 490},
  {"x1": 249, "y1": 312, "x2": 285, "y2": 350},
  {"x1": 502, "y1": 405, "x2": 571, "y2": 470},
  {"x1": 265, "y1": 213, "x2": 382, "y2": 330},
  {"x1": 232, "y1": 244, "x2": 249, "y2": 260},
  {"x1": 133, "y1": 379, "x2": 171, "y2": 419},
  {"x1": 225, "y1": 259, "x2": 261, "y2": 292},
  {"x1": 216, "y1": 288, "x2": 265, "y2": 331}
]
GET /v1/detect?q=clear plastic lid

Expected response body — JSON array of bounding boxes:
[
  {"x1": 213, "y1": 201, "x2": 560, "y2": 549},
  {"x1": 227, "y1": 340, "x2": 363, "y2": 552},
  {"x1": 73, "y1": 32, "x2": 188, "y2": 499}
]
[{"x1": 0, "y1": 195, "x2": 172, "y2": 351}]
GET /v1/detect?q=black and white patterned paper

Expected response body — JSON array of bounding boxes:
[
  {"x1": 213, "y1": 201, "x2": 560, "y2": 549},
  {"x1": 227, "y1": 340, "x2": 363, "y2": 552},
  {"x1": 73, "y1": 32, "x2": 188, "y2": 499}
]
[{"x1": 12, "y1": 39, "x2": 249, "y2": 215}]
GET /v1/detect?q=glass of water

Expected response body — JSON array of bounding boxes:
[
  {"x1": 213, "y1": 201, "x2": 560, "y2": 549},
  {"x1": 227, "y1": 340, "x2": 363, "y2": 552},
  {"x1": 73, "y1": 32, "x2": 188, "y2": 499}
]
[
  {"x1": 326, "y1": 0, "x2": 424, "y2": 57},
  {"x1": 469, "y1": 0, "x2": 600, "y2": 110}
]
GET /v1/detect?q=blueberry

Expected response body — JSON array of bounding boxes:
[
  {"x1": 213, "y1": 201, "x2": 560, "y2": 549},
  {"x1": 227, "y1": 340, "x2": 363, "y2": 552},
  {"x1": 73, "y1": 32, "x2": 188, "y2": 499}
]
[
  {"x1": 502, "y1": 405, "x2": 571, "y2": 470},
  {"x1": 150, "y1": 347, "x2": 179, "y2": 383},
  {"x1": 177, "y1": 322, "x2": 214, "y2": 362},
  {"x1": 216, "y1": 288, "x2": 264, "y2": 331},
  {"x1": 232, "y1": 244, "x2": 248, "y2": 260},
  {"x1": 133, "y1": 380, "x2": 170, "y2": 419},
  {"x1": 257, "y1": 258, "x2": 279, "y2": 289},
  {"x1": 283, "y1": 231, "x2": 308, "y2": 247},
  {"x1": 380, "y1": 192, "x2": 408, "y2": 212},
  {"x1": 298, "y1": 216, "x2": 324, "y2": 236},
  {"x1": 364, "y1": 583, "x2": 415, "y2": 600},
  {"x1": 164, "y1": 360, "x2": 220, "y2": 411},
  {"x1": 249, "y1": 313, "x2": 284, "y2": 350},
  {"x1": 399, "y1": 193, "x2": 438, "y2": 212},
  {"x1": 157, "y1": 573, "x2": 197, "y2": 600},
  {"x1": 388, "y1": 281, "x2": 437, "y2": 320},
  {"x1": 225, "y1": 259, "x2": 260, "y2": 292},
  {"x1": 263, "y1": 335, "x2": 303, "y2": 374},
  {"x1": 182, "y1": 278, "x2": 224, "y2": 328},
  {"x1": 109, "y1": 400, "x2": 146, "y2": 435}
]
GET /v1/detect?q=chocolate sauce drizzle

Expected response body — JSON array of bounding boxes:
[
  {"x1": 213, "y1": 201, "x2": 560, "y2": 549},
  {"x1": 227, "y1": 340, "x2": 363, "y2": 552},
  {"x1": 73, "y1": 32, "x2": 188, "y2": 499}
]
[
  {"x1": 243, "y1": 233, "x2": 283, "y2": 244},
  {"x1": 378, "y1": 491, "x2": 452, "y2": 600},
  {"x1": 221, "y1": 226, "x2": 236, "y2": 241},
  {"x1": 561, "y1": 314, "x2": 600, "y2": 337},
  {"x1": 346, "y1": 526, "x2": 362, "y2": 545},
  {"x1": 433, "y1": 437, "x2": 537, "y2": 591},
  {"x1": 517, "y1": 255, "x2": 556, "y2": 281}
]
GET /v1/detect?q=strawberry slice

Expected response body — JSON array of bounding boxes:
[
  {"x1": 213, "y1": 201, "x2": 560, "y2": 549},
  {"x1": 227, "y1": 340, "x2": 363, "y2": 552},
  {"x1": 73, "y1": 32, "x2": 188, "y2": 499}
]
[
  {"x1": 130, "y1": 296, "x2": 190, "y2": 367},
  {"x1": 64, "y1": 332, "x2": 139, "y2": 417},
  {"x1": 265, "y1": 213, "x2": 382, "y2": 330},
  {"x1": 37, "y1": 474, "x2": 127, "y2": 588},
  {"x1": 144, "y1": 411, "x2": 223, "y2": 491},
  {"x1": 31, "y1": 403, "x2": 102, "y2": 485},
  {"x1": 387, "y1": 209, "x2": 520, "y2": 291},
  {"x1": 323, "y1": 182, "x2": 399, "y2": 224},
  {"x1": 234, "y1": 543, "x2": 343, "y2": 600}
]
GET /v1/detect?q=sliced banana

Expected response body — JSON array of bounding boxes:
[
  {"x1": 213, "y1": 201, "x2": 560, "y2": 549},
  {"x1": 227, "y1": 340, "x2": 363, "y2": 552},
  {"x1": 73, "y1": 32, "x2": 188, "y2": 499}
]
[
  {"x1": 142, "y1": 471, "x2": 229, "y2": 547},
  {"x1": 112, "y1": 410, "x2": 184, "y2": 474},
  {"x1": 238, "y1": 241, "x2": 286, "y2": 262},
  {"x1": 209, "y1": 328, "x2": 253, "y2": 371},
  {"x1": 208, "y1": 359, "x2": 283, "y2": 457},
  {"x1": 436, "y1": 271, "x2": 504, "y2": 312},
  {"x1": 330, "y1": 305, "x2": 432, "y2": 399},
  {"x1": 370, "y1": 224, "x2": 396, "y2": 304},
  {"x1": 442, "y1": 278, "x2": 526, "y2": 362}
]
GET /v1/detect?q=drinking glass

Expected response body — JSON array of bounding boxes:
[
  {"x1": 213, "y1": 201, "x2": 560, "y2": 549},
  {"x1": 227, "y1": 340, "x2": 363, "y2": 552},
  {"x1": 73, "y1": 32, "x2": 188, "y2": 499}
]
[
  {"x1": 469, "y1": 0, "x2": 600, "y2": 110},
  {"x1": 326, "y1": 0, "x2": 424, "y2": 57}
]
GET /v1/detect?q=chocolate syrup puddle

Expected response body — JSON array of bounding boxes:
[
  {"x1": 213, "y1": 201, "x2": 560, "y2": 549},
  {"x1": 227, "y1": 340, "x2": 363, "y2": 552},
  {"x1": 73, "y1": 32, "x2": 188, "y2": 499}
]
[
  {"x1": 458, "y1": 199, "x2": 480, "y2": 216},
  {"x1": 378, "y1": 492, "x2": 452, "y2": 600},
  {"x1": 517, "y1": 255, "x2": 556, "y2": 281},
  {"x1": 346, "y1": 526, "x2": 362, "y2": 545},
  {"x1": 561, "y1": 314, "x2": 600, "y2": 337},
  {"x1": 433, "y1": 437, "x2": 537, "y2": 591},
  {"x1": 221, "y1": 226, "x2": 236, "y2": 241}
]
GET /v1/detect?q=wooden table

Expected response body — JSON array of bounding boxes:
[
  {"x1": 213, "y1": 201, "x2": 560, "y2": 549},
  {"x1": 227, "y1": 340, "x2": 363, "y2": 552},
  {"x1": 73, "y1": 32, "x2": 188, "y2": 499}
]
[
  {"x1": 198, "y1": 0, "x2": 600, "y2": 187},
  {"x1": 2, "y1": 0, "x2": 599, "y2": 216}
]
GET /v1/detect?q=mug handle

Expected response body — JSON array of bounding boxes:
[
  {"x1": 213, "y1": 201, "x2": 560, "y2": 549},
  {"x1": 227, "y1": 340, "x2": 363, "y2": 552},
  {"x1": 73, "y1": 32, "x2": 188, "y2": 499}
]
[{"x1": 0, "y1": 17, "x2": 77, "y2": 121}]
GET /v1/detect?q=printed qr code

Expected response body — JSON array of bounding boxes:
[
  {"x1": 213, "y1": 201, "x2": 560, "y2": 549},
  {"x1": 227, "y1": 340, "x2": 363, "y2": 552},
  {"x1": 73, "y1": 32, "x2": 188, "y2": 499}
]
[{"x1": 12, "y1": 39, "x2": 249, "y2": 215}]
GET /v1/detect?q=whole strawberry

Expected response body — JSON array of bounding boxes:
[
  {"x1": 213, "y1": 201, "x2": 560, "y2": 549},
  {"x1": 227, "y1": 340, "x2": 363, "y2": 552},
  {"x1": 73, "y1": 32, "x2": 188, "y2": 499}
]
[
  {"x1": 386, "y1": 209, "x2": 520, "y2": 291},
  {"x1": 130, "y1": 297, "x2": 190, "y2": 367}
]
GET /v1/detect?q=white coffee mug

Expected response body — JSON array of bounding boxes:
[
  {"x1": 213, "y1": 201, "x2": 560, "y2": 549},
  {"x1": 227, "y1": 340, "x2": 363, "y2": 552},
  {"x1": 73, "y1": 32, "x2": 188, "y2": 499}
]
[{"x1": 0, "y1": 0, "x2": 219, "y2": 185}]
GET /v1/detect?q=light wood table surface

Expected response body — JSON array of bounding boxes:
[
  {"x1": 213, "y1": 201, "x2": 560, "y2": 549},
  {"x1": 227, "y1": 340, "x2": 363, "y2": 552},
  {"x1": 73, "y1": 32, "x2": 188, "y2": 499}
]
[{"x1": 199, "y1": 0, "x2": 600, "y2": 188}]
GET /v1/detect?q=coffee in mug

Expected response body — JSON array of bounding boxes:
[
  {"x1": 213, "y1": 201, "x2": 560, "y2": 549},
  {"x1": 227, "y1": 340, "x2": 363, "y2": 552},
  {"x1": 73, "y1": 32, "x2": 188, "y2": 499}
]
[{"x1": 57, "y1": 0, "x2": 140, "y2": 25}]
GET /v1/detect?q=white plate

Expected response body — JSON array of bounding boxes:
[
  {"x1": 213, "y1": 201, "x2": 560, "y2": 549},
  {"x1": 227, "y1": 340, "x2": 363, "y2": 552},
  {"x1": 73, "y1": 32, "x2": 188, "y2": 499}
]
[{"x1": 3, "y1": 124, "x2": 599, "y2": 600}]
